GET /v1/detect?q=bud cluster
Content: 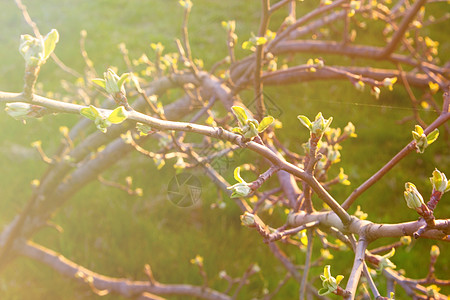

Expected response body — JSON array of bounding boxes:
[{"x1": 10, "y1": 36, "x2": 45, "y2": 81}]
[
  {"x1": 80, "y1": 105, "x2": 128, "y2": 133},
  {"x1": 318, "y1": 265, "x2": 344, "y2": 296},
  {"x1": 227, "y1": 167, "x2": 252, "y2": 198},
  {"x1": 231, "y1": 106, "x2": 274, "y2": 139}
]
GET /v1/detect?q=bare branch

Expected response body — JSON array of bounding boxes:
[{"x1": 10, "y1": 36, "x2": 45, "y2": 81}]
[{"x1": 17, "y1": 241, "x2": 232, "y2": 300}]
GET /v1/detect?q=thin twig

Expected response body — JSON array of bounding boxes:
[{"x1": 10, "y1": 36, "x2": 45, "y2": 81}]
[
  {"x1": 254, "y1": 0, "x2": 270, "y2": 120},
  {"x1": 299, "y1": 229, "x2": 313, "y2": 300}
]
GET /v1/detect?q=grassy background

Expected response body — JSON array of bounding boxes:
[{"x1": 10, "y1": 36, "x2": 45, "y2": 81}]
[{"x1": 0, "y1": 0, "x2": 448, "y2": 299}]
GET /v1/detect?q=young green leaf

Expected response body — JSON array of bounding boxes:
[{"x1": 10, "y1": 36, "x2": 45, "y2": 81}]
[
  {"x1": 258, "y1": 116, "x2": 274, "y2": 132},
  {"x1": 426, "y1": 128, "x2": 439, "y2": 144},
  {"x1": 255, "y1": 36, "x2": 267, "y2": 45},
  {"x1": 117, "y1": 73, "x2": 130, "y2": 92},
  {"x1": 107, "y1": 106, "x2": 128, "y2": 124},
  {"x1": 234, "y1": 167, "x2": 245, "y2": 183},
  {"x1": 231, "y1": 106, "x2": 248, "y2": 127},
  {"x1": 43, "y1": 29, "x2": 59, "y2": 60},
  {"x1": 91, "y1": 78, "x2": 106, "y2": 89},
  {"x1": 414, "y1": 125, "x2": 424, "y2": 135},
  {"x1": 297, "y1": 115, "x2": 312, "y2": 129},
  {"x1": 80, "y1": 105, "x2": 100, "y2": 121},
  {"x1": 232, "y1": 127, "x2": 244, "y2": 135},
  {"x1": 242, "y1": 41, "x2": 254, "y2": 50},
  {"x1": 324, "y1": 265, "x2": 331, "y2": 279},
  {"x1": 136, "y1": 122, "x2": 152, "y2": 136}
]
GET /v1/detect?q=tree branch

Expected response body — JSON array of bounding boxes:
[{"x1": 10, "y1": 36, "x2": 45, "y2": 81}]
[{"x1": 17, "y1": 241, "x2": 232, "y2": 300}]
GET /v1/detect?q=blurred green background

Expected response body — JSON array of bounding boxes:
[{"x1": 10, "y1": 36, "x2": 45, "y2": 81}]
[{"x1": 0, "y1": 0, "x2": 448, "y2": 299}]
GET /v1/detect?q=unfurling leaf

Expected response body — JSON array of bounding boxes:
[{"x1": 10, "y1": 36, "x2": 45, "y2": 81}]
[
  {"x1": 231, "y1": 106, "x2": 248, "y2": 127},
  {"x1": 404, "y1": 182, "x2": 425, "y2": 213},
  {"x1": 297, "y1": 115, "x2": 312, "y2": 129},
  {"x1": 233, "y1": 167, "x2": 245, "y2": 183},
  {"x1": 430, "y1": 169, "x2": 449, "y2": 193},
  {"x1": 319, "y1": 265, "x2": 344, "y2": 296}
]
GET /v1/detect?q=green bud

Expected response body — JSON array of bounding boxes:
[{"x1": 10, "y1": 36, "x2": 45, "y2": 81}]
[
  {"x1": 267, "y1": 59, "x2": 277, "y2": 72},
  {"x1": 179, "y1": 0, "x2": 193, "y2": 9},
  {"x1": 94, "y1": 117, "x2": 111, "y2": 133},
  {"x1": 221, "y1": 20, "x2": 236, "y2": 32},
  {"x1": 327, "y1": 145, "x2": 341, "y2": 163},
  {"x1": 250, "y1": 35, "x2": 267, "y2": 46},
  {"x1": 321, "y1": 249, "x2": 334, "y2": 260},
  {"x1": 5, "y1": 102, "x2": 33, "y2": 120},
  {"x1": 227, "y1": 167, "x2": 252, "y2": 198},
  {"x1": 243, "y1": 120, "x2": 259, "y2": 139},
  {"x1": 174, "y1": 156, "x2": 186, "y2": 169},
  {"x1": 371, "y1": 86, "x2": 380, "y2": 99},
  {"x1": 426, "y1": 285, "x2": 440, "y2": 298},
  {"x1": 343, "y1": 122, "x2": 357, "y2": 137},
  {"x1": 242, "y1": 40, "x2": 255, "y2": 51},
  {"x1": 80, "y1": 105, "x2": 126, "y2": 133},
  {"x1": 302, "y1": 141, "x2": 311, "y2": 154},
  {"x1": 314, "y1": 58, "x2": 324, "y2": 68},
  {"x1": 150, "y1": 42, "x2": 164, "y2": 54},
  {"x1": 251, "y1": 264, "x2": 261, "y2": 273},
  {"x1": 240, "y1": 212, "x2": 256, "y2": 226},
  {"x1": 318, "y1": 265, "x2": 344, "y2": 296},
  {"x1": 312, "y1": 112, "x2": 333, "y2": 135},
  {"x1": 190, "y1": 255, "x2": 203, "y2": 266},
  {"x1": 325, "y1": 127, "x2": 341, "y2": 142},
  {"x1": 376, "y1": 248, "x2": 396, "y2": 272},
  {"x1": 338, "y1": 168, "x2": 351, "y2": 185},
  {"x1": 136, "y1": 122, "x2": 152, "y2": 136},
  {"x1": 105, "y1": 69, "x2": 122, "y2": 94},
  {"x1": 227, "y1": 182, "x2": 251, "y2": 198},
  {"x1": 354, "y1": 205, "x2": 368, "y2": 220},
  {"x1": 382, "y1": 77, "x2": 397, "y2": 91},
  {"x1": 430, "y1": 169, "x2": 449, "y2": 193},
  {"x1": 412, "y1": 125, "x2": 439, "y2": 153},
  {"x1": 412, "y1": 133, "x2": 427, "y2": 153},
  {"x1": 153, "y1": 155, "x2": 165, "y2": 170},
  {"x1": 430, "y1": 245, "x2": 440, "y2": 258},
  {"x1": 404, "y1": 182, "x2": 425, "y2": 213},
  {"x1": 284, "y1": 15, "x2": 295, "y2": 26},
  {"x1": 298, "y1": 113, "x2": 333, "y2": 135},
  {"x1": 231, "y1": 106, "x2": 272, "y2": 139},
  {"x1": 400, "y1": 236, "x2": 411, "y2": 245},
  {"x1": 19, "y1": 29, "x2": 59, "y2": 67},
  {"x1": 19, "y1": 34, "x2": 44, "y2": 67},
  {"x1": 92, "y1": 68, "x2": 129, "y2": 95},
  {"x1": 350, "y1": 0, "x2": 361, "y2": 10},
  {"x1": 354, "y1": 80, "x2": 365, "y2": 91}
]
